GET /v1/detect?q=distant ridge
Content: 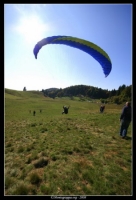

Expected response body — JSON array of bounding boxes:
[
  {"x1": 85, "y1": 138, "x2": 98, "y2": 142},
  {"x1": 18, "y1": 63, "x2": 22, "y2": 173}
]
[{"x1": 44, "y1": 88, "x2": 59, "y2": 92}]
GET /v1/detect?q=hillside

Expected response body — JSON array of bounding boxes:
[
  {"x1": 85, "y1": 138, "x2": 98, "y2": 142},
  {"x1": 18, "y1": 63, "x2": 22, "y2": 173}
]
[
  {"x1": 5, "y1": 83, "x2": 132, "y2": 105},
  {"x1": 42, "y1": 84, "x2": 132, "y2": 104},
  {"x1": 5, "y1": 88, "x2": 45, "y2": 100}
]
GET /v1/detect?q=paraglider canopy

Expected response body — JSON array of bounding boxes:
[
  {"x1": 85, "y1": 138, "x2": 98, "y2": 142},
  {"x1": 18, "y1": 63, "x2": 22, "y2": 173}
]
[{"x1": 33, "y1": 35, "x2": 112, "y2": 77}]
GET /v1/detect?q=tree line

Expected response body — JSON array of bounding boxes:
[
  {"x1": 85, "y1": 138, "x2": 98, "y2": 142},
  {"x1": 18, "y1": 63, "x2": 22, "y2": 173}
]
[{"x1": 41, "y1": 84, "x2": 131, "y2": 104}]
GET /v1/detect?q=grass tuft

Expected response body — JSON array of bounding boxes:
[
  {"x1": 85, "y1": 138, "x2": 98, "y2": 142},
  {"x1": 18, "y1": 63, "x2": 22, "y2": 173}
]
[{"x1": 29, "y1": 173, "x2": 41, "y2": 185}]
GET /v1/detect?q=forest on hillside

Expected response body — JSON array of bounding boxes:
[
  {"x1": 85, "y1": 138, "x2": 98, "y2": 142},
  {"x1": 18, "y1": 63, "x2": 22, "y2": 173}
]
[{"x1": 41, "y1": 84, "x2": 132, "y2": 104}]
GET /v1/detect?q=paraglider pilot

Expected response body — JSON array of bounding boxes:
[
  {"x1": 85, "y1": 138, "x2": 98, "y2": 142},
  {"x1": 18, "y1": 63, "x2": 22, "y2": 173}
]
[{"x1": 62, "y1": 105, "x2": 70, "y2": 114}]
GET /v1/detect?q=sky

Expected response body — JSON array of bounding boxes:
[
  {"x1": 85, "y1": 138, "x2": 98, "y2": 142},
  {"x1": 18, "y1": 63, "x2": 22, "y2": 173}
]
[{"x1": 4, "y1": 4, "x2": 132, "y2": 91}]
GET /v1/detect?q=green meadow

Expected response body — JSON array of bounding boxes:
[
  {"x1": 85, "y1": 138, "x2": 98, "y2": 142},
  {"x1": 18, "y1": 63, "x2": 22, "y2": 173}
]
[{"x1": 5, "y1": 89, "x2": 132, "y2": 196}]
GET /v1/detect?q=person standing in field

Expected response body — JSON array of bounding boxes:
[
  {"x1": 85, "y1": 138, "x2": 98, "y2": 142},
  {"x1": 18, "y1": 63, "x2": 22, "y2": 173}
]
[
  {"x1": 33, "y1": 110, "x2": 36, "y2": 116},
  {"x1": 100, "y1": 105, "x2": 105, "y2": 113},
  {"x1": 119, "y1": 102, "x2": 131, "y2": 139}
]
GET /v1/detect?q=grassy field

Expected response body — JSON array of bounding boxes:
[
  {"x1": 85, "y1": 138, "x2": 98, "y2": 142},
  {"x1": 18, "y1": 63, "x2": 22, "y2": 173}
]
[{"x1": 4, "y1": 89, "x2": 132, "y2": 196}]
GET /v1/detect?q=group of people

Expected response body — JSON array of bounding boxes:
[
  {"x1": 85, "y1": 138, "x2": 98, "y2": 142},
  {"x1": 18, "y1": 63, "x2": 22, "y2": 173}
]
[
  {"x1": 29, "y1": 107, "x2": 70, "y2": 115},
  {"x1": 30, "y1": 102, "x2": 132, "y2": 139},
  {"x1": 29, "y1": 109, "x2": 42, "y2": 116}
]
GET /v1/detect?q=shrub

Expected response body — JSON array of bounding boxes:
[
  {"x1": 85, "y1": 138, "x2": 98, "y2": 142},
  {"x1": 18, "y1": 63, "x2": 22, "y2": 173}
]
[
  {"x1": 34, "y1": 158, "x2": 49, "y2": 168},
  {"x1": 29, "y1": 173, "x2": 41, "y2": 185}
]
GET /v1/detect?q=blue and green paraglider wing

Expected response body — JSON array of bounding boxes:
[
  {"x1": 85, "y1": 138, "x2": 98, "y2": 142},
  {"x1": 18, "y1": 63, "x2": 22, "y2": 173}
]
[{"x1": 33, "y1": 36, "x2": 112, "y2": 77}]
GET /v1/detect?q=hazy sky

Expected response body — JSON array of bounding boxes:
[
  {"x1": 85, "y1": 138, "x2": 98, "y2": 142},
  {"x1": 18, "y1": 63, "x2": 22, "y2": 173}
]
[{"x1": 4, "y1": 4, "x2": 132, "y2": 91}]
